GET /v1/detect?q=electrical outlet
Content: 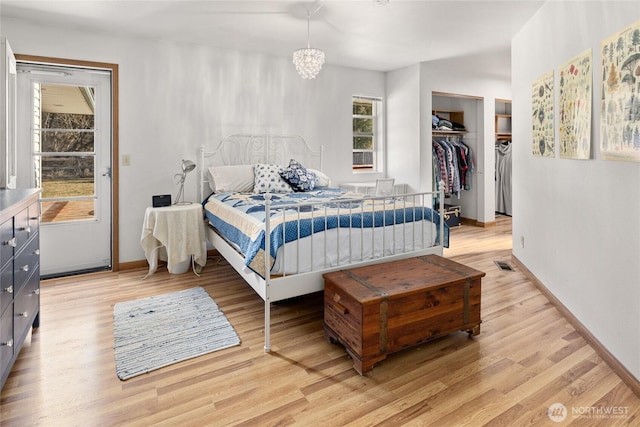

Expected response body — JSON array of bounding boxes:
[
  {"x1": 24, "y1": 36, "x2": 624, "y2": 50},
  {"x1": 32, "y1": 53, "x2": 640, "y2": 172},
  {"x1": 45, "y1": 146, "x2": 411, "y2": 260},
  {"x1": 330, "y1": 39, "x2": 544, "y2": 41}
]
[{"x1": 122, "y1": 154, "x2": 130, "y2": 166}]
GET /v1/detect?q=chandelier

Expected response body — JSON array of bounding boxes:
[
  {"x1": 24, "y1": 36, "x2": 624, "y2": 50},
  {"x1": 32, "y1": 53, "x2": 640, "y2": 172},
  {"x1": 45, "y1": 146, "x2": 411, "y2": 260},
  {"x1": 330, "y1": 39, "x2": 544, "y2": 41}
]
[{"x1": 293, "y1": 11, "x2": 324, "y2": 79}]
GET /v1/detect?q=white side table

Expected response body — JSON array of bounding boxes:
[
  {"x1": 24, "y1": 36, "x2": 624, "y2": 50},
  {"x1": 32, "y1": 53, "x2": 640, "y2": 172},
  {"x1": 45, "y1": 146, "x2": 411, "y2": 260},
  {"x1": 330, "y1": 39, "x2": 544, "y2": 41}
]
[
  {"x1": 339, "y1": 181, "x2": 376, "y2": 195},
  {"x1": 340, "y1": 182, "x2": 408, "y2": 196},
  {"x1": 140, "y1": 203, "x2": 207, "y2": 277}
]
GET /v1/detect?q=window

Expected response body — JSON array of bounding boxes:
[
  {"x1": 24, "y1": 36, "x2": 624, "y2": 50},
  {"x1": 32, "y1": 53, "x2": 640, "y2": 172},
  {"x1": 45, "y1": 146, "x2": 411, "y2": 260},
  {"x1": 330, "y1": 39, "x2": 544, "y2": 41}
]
[
  {"x1": 352, "y1": 96, "x2": 383, "y2": 171},
  {"x1": 33, "y1": 83, "x2": 97, "y2": 223}
]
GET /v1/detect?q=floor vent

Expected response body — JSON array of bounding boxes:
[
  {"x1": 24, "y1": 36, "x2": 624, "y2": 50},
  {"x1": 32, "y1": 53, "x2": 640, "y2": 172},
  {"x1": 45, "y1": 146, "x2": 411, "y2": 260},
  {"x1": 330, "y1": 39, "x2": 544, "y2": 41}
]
[{"x1": 494, "y1": 260, "x2": 514, "y2": 272}]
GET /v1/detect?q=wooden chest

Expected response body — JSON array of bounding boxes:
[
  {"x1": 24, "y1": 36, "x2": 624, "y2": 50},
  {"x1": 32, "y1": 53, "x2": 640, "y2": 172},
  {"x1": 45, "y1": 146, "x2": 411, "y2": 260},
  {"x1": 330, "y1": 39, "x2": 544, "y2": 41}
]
[{"x1": 322, "y1": 254, "x2": 484, "y2": 374}]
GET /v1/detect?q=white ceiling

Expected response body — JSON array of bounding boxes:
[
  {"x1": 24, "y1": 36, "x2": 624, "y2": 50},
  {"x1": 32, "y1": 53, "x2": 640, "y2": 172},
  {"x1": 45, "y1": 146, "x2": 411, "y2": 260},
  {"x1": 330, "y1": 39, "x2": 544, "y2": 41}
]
[
  {"x1": 41, "y1": 84, "x2": 94, "y2": 115},
  {"x1": 1, "y1": 1, "x2": 544, "y2": 76}
]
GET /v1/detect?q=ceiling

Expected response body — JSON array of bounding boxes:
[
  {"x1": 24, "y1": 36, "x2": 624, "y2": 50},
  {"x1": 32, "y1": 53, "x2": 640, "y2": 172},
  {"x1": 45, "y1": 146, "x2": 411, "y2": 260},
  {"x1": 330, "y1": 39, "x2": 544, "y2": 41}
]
[
  {"x1": 1, "y1": 1, "x2": 544, "y2": 77},
  {"x1": 41, "y1": 84, "x2": 94, "y2": 115}
]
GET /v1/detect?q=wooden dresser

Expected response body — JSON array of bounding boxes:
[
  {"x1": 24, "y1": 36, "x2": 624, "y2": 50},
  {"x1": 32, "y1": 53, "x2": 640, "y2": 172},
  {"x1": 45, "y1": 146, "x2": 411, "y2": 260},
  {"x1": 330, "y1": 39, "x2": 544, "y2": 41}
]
[
  {"x1": 0, "y1": 189, "x2": 40, "y2": 390},
  {"x1": 323, "y1": 254, "x2": 484, "y2": 375}
]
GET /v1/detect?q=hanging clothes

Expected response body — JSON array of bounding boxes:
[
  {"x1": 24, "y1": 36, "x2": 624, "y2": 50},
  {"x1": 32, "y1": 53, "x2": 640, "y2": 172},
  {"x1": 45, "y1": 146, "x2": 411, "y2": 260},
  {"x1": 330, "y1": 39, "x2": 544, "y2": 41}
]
[
  {"x1": 432, "y1": 136, "x2": 474, "y2": 196},
  {"x1": 495, "y1": 140, "x2": 512, "y2": 215}
]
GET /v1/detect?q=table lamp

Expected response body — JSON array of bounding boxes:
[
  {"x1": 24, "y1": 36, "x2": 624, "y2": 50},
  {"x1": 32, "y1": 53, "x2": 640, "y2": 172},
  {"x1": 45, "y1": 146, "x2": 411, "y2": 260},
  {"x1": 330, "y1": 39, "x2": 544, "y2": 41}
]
[{"x1": 174, "y1": 159, "x2": 196, "y2": 205}]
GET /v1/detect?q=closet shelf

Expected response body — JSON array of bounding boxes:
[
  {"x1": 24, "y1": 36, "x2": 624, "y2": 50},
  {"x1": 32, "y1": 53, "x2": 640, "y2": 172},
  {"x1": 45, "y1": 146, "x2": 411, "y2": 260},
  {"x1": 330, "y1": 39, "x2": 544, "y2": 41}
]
[
  {"x1": 495, "y1": 109, "x2": 512, "y2": 137},
  {"x1": 433, "y1": 130, "x2": 468, "y2": 135},
  {"x1": 432, "y1": 109, "x2": 467, "y2": 134}
]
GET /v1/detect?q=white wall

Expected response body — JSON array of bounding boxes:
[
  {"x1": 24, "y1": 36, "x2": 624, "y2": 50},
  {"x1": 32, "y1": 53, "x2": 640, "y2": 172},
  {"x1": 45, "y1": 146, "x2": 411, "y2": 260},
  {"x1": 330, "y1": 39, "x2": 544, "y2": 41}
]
[
  {"x1": 512, "y1": 1, "x2": 640, "y2": 380},
  {"x1": 0, "y1": 18, "x2": 385, "y2": 264},
  {"x1": 386, "y1": 64, "x2": 421, "y2": 192}
]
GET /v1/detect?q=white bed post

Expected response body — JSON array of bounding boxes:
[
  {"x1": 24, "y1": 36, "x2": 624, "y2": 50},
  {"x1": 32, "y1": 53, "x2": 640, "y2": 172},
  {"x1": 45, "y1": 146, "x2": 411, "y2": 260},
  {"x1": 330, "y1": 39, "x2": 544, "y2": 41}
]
[
  {"x1": 199, "y1": 145, "x2": 206, "y2": 201},
  {"x1": 264, "y1": 192, "x2": 272, "y2": 352}
]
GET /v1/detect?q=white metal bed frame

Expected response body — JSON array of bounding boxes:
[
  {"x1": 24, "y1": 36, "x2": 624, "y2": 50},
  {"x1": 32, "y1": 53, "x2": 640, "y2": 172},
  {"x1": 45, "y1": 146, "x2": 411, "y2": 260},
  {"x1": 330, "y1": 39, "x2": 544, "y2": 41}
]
[{"x1": 200, "y1": 134, "x2": 446, "y2": 352}]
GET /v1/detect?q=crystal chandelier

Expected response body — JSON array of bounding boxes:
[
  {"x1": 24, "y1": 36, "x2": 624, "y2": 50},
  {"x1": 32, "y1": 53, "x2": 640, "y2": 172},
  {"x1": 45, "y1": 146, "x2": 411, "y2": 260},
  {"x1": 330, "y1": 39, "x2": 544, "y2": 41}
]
[{"x1": 293, "y1": 11, "x2": 324, "y2": 79}]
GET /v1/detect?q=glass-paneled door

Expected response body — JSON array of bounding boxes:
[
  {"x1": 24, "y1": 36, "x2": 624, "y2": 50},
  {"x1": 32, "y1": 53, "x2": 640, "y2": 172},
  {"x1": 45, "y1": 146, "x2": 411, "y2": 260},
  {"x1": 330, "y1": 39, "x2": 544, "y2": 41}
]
[{"x1": 17, "y1": 64, "x2": 112, "y2": 277}]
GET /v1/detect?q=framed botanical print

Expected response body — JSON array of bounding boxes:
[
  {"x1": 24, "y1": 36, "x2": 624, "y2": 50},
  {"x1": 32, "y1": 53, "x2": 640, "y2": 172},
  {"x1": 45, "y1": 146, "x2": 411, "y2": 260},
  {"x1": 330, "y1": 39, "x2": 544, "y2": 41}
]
[
  {"x1": 559, "y1": 49, "x2": 592, "y2": 160},
  {"x1": 532, "y1": 70, "x2": 555, "y2": 157},
  {"x1": 600, "y1": 19, "x2": 640, "y2": 162}
]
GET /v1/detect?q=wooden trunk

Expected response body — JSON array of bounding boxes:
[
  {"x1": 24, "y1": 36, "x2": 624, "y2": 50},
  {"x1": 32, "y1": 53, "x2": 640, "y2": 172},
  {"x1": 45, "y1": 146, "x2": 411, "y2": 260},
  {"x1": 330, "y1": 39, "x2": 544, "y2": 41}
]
[{"x1": 322, "y1": 254, "x2": 484, "y2": 375}]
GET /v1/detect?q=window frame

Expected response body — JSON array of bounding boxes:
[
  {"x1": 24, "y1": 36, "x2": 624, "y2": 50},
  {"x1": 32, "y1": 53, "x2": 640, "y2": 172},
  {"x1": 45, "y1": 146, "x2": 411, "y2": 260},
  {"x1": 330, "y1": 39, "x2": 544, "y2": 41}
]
[
  {"x1": 32, "y1": 81, "x2": 99, "y2": 223},
  {"x1": 352, "y1": 95, "x2": 383, "y2": 173}
]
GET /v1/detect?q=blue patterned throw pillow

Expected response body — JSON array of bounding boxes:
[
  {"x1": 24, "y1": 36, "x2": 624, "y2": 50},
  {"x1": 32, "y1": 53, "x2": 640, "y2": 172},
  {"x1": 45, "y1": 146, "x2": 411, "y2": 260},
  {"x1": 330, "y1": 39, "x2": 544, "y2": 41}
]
[
  {"x1": 279, "y1": 159, "x2": 317, "y2": 192},
  {"x1": 253, "y1": 164, "x2": 293, "y2": 194}
]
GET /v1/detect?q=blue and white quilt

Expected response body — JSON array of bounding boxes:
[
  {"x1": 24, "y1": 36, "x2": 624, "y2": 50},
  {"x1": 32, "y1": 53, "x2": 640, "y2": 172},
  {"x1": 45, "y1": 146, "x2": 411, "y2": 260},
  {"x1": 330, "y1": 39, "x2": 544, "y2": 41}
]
[{"x1": 203, "y1": 188, "x2": 449, "y2": 277}]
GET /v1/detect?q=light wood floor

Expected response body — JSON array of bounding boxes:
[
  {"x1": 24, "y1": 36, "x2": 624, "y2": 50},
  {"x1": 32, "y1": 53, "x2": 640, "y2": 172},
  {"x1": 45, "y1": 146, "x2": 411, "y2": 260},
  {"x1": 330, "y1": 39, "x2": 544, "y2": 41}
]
[{"x1": 2, "y1": 216, "x2": 640, "y2": 426}]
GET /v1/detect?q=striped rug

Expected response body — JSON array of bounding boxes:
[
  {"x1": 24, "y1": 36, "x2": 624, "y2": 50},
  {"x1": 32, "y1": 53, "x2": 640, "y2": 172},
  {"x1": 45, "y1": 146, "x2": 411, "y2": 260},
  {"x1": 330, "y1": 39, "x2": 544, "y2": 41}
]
[{"x1": 113, "y1": 287, "x2": 240, "y2": 380}]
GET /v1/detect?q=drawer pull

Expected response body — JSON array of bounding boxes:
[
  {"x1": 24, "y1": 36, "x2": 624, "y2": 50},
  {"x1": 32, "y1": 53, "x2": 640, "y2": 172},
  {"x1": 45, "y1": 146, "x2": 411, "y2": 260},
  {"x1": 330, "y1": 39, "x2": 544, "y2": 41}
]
[
  {"x1": 20, "y1": 226, "x2": 31, "y2": 233},
  {"x1": 2, "y1": 339, "x2": 13, "y2": 347},
  {"x1": 18, "y1": 312, "x2": 28, "y2": 318},
  {"x1": 33, "y1": 289, "x2": 40, "y2": 296},
  {"x1": 3, "y1": 285, "x2": 13, "y2": 294},
  {"x1": 5, "y1": 237, "x2": 17, "y2": 247},
  {"x1": 21, "y1": 265, "x2": 29, "y2": 272},
  {"x1": 333, "y1": 302, "x2": 349, "y2": 315},
  {"x1": 29, "y1": 216, "x2": 38, "y2": 221},
  {"x1": 34, "y1": 249, "x2": 40, "y2": 256}
]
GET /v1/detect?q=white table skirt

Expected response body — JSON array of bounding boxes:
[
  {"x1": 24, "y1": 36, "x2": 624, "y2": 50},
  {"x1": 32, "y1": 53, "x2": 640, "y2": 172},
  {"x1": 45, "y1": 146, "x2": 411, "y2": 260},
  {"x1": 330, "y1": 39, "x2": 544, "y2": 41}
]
[{"x1": 140, "y1": 203, "x2": 207, "y2": 277}]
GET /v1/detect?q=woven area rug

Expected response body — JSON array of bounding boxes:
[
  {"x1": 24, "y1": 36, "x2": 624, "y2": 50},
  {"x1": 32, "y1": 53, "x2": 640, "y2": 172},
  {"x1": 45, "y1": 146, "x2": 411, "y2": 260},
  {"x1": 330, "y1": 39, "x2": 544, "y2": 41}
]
[{"x1": 113, "y1": 287, "x2": 240, "y2": 380}]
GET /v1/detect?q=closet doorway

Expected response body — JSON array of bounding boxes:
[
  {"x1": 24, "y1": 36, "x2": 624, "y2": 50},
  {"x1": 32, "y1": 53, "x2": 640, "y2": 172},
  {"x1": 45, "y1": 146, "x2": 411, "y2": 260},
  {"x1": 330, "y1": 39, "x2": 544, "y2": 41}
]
[
  {"x1": 15, "y1": 56, "x2": 119, "y2": 278},
  {"x1": 495, "y1": 99, "x2": 512, "y2": 217},
  {"x1": 432, "y1": 92, "x2": 483, "y2": 224}
]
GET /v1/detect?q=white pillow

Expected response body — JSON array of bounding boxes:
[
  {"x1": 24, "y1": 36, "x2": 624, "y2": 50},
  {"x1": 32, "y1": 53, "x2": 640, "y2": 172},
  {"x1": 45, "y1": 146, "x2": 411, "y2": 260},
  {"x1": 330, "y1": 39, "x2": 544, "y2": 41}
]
[
  {"x1": 307, "y1": 168, "x2": 332, "y2": 187},
  {"x1": 253, "y1": 164, "x2": 293, "y2": 194},
  {"x1": 208, "y1": 165, "x2": 255, "y2": 193}
]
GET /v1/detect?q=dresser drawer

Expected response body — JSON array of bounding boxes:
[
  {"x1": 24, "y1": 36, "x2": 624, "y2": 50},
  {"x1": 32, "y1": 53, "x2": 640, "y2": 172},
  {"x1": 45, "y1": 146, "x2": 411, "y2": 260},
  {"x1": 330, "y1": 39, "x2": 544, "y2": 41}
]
[
  {"x1": 13, "y1": 272, "x2": 39, "y2": 344},
  {"x1": 14, "y1": 235, "x2": 39, "y2": 293},
  {"x1": 14, "y1": 206, "x2": 36, "y2": 253},
  {"x1": 0, "y1": 306, "x2": 14, "y2": 377},
  {"x1": 0, "y1": 263, "x2": 13, "y2": 317},
  {"x1": 27, "y1": 202, "x2": 39, "y2": 235},
  {"x1": 0, "y1": 218, "x2": 13, "y2": 270}
]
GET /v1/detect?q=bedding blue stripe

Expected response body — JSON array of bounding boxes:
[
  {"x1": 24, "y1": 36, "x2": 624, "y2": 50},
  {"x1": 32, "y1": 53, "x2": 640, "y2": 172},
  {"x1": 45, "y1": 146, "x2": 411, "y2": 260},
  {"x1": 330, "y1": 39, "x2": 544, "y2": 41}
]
[{"x1": 204, "y1": 188, "x2": 449, "y2": 277}]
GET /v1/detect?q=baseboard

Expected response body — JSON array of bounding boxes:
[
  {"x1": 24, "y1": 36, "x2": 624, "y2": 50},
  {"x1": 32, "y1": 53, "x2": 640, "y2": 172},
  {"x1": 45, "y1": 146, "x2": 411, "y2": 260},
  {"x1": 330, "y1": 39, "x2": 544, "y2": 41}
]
[
  {"x1": 119, "y1": 260, "x2": 148, "y2": 271},
  {"x1": 460, "y1": 217, "x2": 496, "y2": 228},
  {"x1": 477, "y1": 220, "x2": 496, "y2": 228},
  {"x1": 511, "y1": 255, "x2": 640, "y2": 398},
  {"x1": 119, "y1": 249, "x2": 220, "y2": 271}
]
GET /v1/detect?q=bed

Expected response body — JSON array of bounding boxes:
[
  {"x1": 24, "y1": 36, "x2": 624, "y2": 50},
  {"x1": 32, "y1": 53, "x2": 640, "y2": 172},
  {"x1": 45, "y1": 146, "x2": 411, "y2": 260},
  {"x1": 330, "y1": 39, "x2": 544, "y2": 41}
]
[{"x1": 199, "y1": 134, "x2": 448, "y2": 352}]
